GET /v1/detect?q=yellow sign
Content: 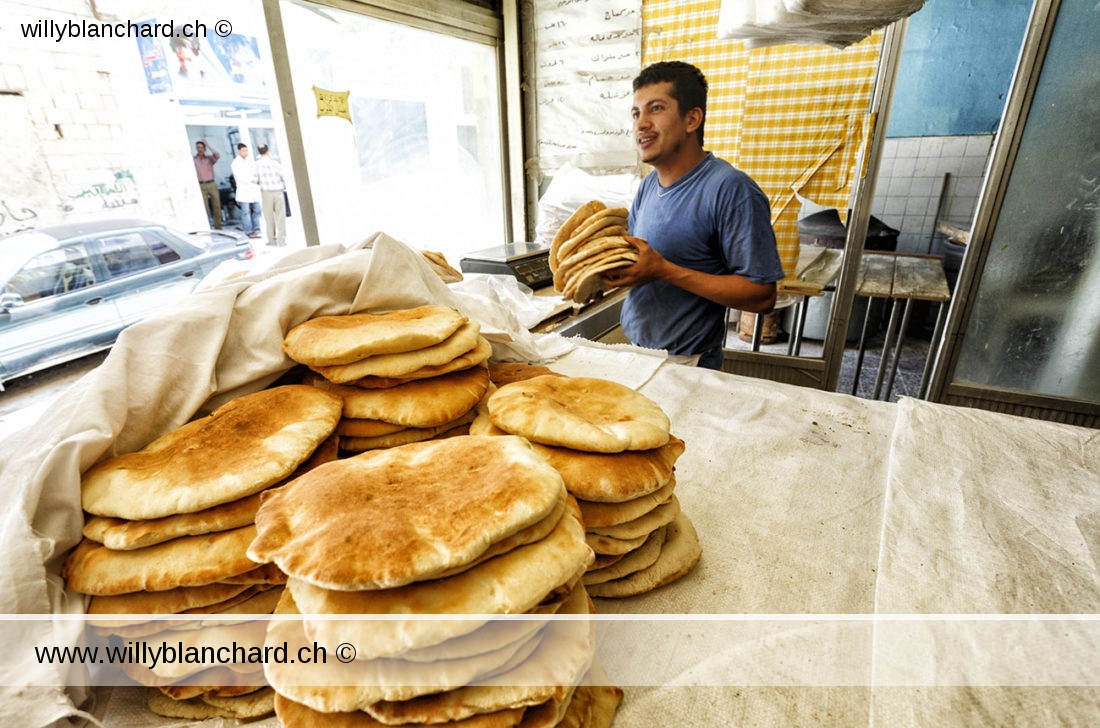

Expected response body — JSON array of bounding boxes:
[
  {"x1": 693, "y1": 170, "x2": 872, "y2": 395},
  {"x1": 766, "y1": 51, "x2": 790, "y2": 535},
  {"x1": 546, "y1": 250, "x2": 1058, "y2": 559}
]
[{"x1": 312, "y1": 86, "x2": 351, "y2": 122}]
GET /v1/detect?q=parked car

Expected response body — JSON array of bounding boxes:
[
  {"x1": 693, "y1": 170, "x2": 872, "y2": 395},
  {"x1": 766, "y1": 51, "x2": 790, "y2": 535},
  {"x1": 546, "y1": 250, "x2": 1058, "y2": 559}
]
[{"x1": 0, "y1": 219, "x2": 254, "y2": 388}]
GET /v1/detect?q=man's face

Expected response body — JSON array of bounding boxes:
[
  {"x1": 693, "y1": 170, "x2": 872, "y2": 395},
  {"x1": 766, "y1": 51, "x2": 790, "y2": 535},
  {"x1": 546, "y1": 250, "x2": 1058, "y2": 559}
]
[
  {"x1": 195, "y1": 142, "x2": 205, "y2": 156},
  {"x1": 238, "y1": 146, "x2": 249, "y2": 159},
  {"x1": 631, "y1": 81, "x2": 696, "y2": 166}
]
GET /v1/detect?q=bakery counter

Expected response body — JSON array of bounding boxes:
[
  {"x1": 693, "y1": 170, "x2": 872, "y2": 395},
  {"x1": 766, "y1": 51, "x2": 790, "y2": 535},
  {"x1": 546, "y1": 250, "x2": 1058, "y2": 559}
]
[
  {"x1": 4, "y1": 236, "x2": 1099, "y2": 727},
  {"x1": 532, "y1": 287, "x2": 626, "y2": 343}
]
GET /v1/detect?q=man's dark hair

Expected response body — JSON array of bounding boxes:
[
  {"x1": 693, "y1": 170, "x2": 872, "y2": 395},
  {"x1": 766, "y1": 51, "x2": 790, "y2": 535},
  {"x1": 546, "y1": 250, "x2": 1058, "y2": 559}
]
[
  {"x1": 633, "y1": 61, "x2": 708, "y2": 146},
  {"x1": 237, "y1": 143, "x2": 248, "y2": 150},
  {"x1": 257, "y1": 144, "x2": 270, "y2": 155}
]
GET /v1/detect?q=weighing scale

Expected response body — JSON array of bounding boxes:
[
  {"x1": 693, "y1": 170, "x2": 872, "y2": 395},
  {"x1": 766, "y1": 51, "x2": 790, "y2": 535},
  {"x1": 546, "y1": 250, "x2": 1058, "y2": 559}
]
[{"x1": 459, "y1": 242, "x2": 553, "y2": 289}]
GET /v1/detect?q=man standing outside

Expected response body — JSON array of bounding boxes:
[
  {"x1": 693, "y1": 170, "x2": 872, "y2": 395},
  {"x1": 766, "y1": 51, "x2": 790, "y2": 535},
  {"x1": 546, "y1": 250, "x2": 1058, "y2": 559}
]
[
  {"x1": 252, "y1": 144, "x2": 286, "y2": 247},
  {"x1": 230, "y1": 143, "x2": 262, "y2": 238},
  {"x1": 603, "y1": 61, "x2": 785, "y2": 370},
  {"x1": 192, "y1": 139, "x2": 222, "y2": 230}
]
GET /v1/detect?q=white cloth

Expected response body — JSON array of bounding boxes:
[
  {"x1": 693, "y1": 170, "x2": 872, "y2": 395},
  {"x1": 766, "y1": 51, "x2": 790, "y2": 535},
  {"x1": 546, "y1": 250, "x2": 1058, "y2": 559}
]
[
  {"x1": 230, "y1": 154, "x2": 261, "y2": 204},
  {"x1": 717, "y1": 0, "x2": 928, "y2": 48},
  {"x1": 3, "y1": 234, "x2": 1100, "y2": 726}
]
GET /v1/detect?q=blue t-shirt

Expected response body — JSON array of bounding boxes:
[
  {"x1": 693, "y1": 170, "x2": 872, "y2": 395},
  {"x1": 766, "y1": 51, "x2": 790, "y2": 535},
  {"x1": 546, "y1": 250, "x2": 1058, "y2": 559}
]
[{"x1": 620, "y1": 152, "x2": 784, "y2": 356}]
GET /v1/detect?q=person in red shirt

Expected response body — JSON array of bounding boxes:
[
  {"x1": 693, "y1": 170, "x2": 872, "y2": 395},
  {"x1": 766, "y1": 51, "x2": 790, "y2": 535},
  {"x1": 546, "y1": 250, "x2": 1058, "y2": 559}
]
[{"x1": 193, "y1": 139, "x2": 222, "y2": 230}]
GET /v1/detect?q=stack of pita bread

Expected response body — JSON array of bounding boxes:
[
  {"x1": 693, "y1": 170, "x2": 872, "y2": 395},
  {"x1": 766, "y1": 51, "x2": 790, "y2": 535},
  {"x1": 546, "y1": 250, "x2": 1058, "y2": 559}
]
[
  {"x1": 247, "y1": 434, "x2": 623, "y2": 726},
  {"x1": 549, "y1": 201, "x2": 639, "y2": 305},
  {"x1": 471, "y1": 373, "x2": 703, "y2": 599},
  {"x1": 61, "y1": 384, "x2": 344, "y2": 720},
  {"x1": 282, "y1": 304, "x2": 493, "y2": 453}
]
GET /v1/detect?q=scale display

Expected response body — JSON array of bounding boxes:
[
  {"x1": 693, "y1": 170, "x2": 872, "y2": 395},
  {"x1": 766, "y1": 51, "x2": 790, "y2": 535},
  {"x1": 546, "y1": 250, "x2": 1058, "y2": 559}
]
[{"x1": 460, "y1": 242, "x2": 553, "y2": 289}]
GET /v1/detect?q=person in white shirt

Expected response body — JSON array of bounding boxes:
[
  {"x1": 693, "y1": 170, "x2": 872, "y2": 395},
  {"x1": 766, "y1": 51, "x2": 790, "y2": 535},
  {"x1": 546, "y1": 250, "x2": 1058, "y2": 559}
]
[{"x1": 230, "y1": 144, "x2": 262, "y2": 238}]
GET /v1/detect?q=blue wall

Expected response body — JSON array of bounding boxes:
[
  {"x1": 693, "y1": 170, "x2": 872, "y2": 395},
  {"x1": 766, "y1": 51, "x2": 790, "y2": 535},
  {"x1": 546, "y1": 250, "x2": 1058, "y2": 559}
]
[{"x1": 887, "y1": 0, "x2": 1032, "y2": 137}]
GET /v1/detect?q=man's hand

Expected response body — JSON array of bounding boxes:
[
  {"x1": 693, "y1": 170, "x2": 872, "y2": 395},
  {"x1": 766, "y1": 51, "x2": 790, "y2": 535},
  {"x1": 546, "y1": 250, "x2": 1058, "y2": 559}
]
[
  {"x1": 600, "y1": 235, "x2": 664, "y2": 288},
  {"x1": 602, "y1": 234, "x2": 777, "y2": 313}
]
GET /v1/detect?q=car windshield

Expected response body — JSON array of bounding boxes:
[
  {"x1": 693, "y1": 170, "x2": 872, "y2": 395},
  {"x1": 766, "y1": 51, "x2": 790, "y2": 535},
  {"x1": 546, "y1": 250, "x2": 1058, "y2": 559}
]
[{"x1": 4, "y1": 244, "x2": 96, "y2": 302}]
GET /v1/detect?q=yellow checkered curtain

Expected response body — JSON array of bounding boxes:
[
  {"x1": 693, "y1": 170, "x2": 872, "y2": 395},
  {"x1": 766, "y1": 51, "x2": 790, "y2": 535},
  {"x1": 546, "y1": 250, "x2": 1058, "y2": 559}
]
[{"x1": 642, "y1": 0, "x2": 882, "y2": 275}]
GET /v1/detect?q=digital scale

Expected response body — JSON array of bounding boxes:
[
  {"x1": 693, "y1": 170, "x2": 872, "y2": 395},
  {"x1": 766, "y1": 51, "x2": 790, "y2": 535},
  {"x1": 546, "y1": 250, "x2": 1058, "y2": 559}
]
[{"x1": 459, "y1": 242, "x2": 553, "y2": 289}]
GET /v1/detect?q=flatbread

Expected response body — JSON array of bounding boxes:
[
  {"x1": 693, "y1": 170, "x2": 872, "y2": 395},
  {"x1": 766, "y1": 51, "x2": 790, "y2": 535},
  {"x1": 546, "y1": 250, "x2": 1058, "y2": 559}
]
[
  {"x1": 313, "y1": 321, "x2": 482, "y2": 383},
  {"x1": 269, "y1": 584, "x2": 594, "y2": 713},
  {"x1": 339, "y1": 408, "x2": 477, "y2": 453},
  {"x1": 286, "y1": 500, "x2": 591, "y2": 657},
  {"x1": 577, "y1": 478, "x2": 676, "y2": 527},
  {"x1": 488, "y1": 362, "x2": 560, "y2": 386},
  {"x1": 550, "y1": 200, "x2": 606, "y2": 268},
  {"x1": 348, "y1": 337, "x2": 493, "y2": 388},
  {"x1": 283, "y1": 305, "x2": 467, "y2": 366},
  {"x1": 218, "y1": 561, "x2": 287, "y2": 585},
  {"x1": 307, "y1": 363, "x2": 489, "y2": 427},
  {"x1": 86, "y1": 582, "x2": 249, "y2": 616},
  {"x1": 586, "y1": 512, "x2": 702, "y2": 598},
  {"x1": 274, "y1": 693, "x2": 526, "y2": 727},
  {"x1": 81, "y1": 385, "x2": 343, "y2": 519},
  {"x1": 586, "y1": 494, "x2": 680, "y2": 541},
  {"x1": 335, "y1": 418, "x2": 407, "y2": 438},
  {"x1": 531, "y1": 436, "x2": 684, "y2": 502},
  {"x1": 553, "y1": 209, "x2": 629, "y2": 269},
  {"x1": 249, "y1": 435, "x2": 568, "y2": 590},
  {"x1": 585, "y1": 529, "x2": 648, "y2": 556},
  {"x1": 147, "y1": 686, "x2": 275, "y2": 720},
  {"x1": 62, "y1": 525, "x2": 258, "y2": 596},
  {"x1": 561, "y1": 251, "x2": 638, "y2": 305},
  {"x1": 82, "y1": 492, "x2": 262, "y2": 551},
  {"x1": 488, "y1": 375, "x2": 670, "y2": 453},
  {"x1": 582, "y1": 524, "x2": 667, "y2": 586}
]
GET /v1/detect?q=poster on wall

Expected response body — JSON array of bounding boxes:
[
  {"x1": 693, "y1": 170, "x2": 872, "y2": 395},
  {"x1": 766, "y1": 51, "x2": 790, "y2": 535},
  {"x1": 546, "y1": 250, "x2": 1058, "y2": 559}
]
[
  {"x1": 533, "y1": 0, "x2": 642, "y2": 174},
  {"x1": 134, "y1": 19, "x2": 267, "y2": 102}
]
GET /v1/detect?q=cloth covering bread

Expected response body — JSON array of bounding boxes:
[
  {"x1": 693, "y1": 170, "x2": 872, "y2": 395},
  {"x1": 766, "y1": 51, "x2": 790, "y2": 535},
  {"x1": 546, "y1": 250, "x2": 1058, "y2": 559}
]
[
  {"x1": 282, "y1": 304, "x2": 467, "y2": 366},
  {"x1": 487, "y1": 375, "x2": 670, "y2": 453},
  {"x1": 248, "y1": 435, "x2": 569, "y2": 590},
  {"x1": 80, "y1": 385, "x2": 343, "y2": 520}
]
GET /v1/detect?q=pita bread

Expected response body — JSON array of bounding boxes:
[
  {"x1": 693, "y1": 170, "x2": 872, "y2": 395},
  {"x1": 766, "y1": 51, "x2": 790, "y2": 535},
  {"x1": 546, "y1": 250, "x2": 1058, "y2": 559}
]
[
  {"x1": 559, "y1": 684, "x2": 624, "y2": 728},
  {"x1": 313, "y1": 321, "x2": 482, "y2": 383},
  {"x1": 530, "y1": 436, "x2": 684, "y2": 502},
  {"x1": 283, "y1": 305, "x2": 467, "y2": 366},
  {"x1": 335, "y1": 418, "x2": 407, "y2": 438},
  {"x1": 348, "y1": 337, "x2": 493, "y2": 388},
  {"x1": 553, "y1": 225, "x2": 629, "y2": 284},
  {"x1": 155, "y1": 667, "x2": 266, "y2": 701},
  {"x1": 274, "y1": 693, "x2": 526, "y2": 727},
  {"x1": 308, "y1": 364, "x2": 489, "y2": 427},
  {"x1": 269, "y1": 584, "x2": 594, "y2": 713},
  {"x1": 488, "y1": 375, "x2": 670, "y2": 453},
  {"x1": 82, "y1": 492, "x2": 262, "y2": 551},
  {"x1": 550, "y1": 200, "x2": 606, "y2": 268},
  {"x1": 585, "y1": 529, "x2": 648, "y2": 556},
  {"x1": 91, "y1": 585, "x2": 283, "y2": 639},
  {"x1": 554, "y1": 209, "x2": 628, "y2": 267},
  {"x1": 218, "y1": 561, "x2": 287, "y2": 585},
  {"x1": 561, "y1": 251, "x2": 638, "y2": 305},
  {"x1": 63, "y1": 525, "x2": 258, "y2": 596},
  {"x1": 582, "y1": 524, "x2": 667, "y2": 586},
  {"x1": 587, "y1": 494, "x2": 680, "y2": 541},
  {"x1": 87, "y1": 582, "x2": 249, "y2": 615},
  {"x1": 488, "y1": 362, "x2": 560, "y2": 386},
  {"x1": 577, "y1": 478, "x2": 676, "y2": 527},
  {"x1": 339, "y1": 407, "x2": 477, "y2": 453},
  {"x1": 249, "y1": 435, "x2": 568, "y2": 590},
  {"x1": 586, "y1": 512, "x2": 701, "y2": 598},
  {"x1": 81, "y1": 385, "x2": 343, "y2": 519},
  {"x1": 147, "y1": 686, "x2": 275, "y2": 720},
  {"x1": 421, "y1": 250, "x2": 465, "y2": 284},
  {"x1": 266, "y1": 590, "x2": 546, "y2": 709},
  {"x1": 287, "y1": 500, "x2": 591, "y2": 657}
]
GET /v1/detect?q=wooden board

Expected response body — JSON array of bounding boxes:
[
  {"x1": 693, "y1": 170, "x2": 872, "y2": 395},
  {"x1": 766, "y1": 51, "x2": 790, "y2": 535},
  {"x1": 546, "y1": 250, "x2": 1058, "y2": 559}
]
[
  {"x1": 855, "y1": 253, "x2": 895, "y2": 298},
  {"x1": 779, "y1": 246, "x2": 843, "y2": 297},
  {"x1": 893, "y1": 255, "x2": 951, "y2": 302}
]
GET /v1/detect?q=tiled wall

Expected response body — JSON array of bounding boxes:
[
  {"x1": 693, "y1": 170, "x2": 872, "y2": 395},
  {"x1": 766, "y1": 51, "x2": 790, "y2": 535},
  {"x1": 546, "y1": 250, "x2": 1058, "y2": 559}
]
[{"x1": 871, "y1": 134, "x2": 994, "y2": 254}]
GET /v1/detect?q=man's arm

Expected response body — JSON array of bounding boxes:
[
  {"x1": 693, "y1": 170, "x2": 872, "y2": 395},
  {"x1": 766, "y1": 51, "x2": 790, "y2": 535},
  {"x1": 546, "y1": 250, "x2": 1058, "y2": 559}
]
[
  {"x1": 602, "y1": 236, "x2": 777, "y2": 313},
  {"x1": 203, "y1": 139, "x2": 219, "y2": 162}
]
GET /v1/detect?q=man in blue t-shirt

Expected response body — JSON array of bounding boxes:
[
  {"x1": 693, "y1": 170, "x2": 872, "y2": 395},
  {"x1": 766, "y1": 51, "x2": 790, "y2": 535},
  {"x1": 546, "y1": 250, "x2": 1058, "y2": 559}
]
[{"x1": 605, "y1": 61, "x2": 785, "y2": 370}]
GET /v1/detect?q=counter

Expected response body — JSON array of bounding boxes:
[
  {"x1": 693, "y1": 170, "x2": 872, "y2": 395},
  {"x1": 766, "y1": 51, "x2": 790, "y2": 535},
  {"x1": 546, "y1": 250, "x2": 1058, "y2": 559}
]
[{"x1": 2, "y1": 237, "x2": 1097, "y2": 727}]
